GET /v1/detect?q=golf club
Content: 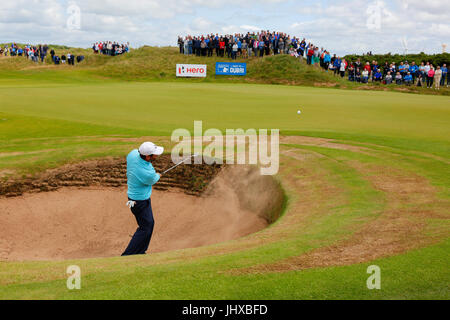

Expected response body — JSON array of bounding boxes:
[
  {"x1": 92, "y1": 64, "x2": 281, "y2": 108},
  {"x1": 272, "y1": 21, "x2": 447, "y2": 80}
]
[{"x1": 161, "y1": 154, "x2": 199, "y2": 175}]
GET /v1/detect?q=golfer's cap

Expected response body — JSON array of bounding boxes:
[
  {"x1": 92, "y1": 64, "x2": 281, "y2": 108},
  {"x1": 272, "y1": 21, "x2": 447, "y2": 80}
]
[{"x1": 139, "y1": 142, "x2": 164, "y2": 156}]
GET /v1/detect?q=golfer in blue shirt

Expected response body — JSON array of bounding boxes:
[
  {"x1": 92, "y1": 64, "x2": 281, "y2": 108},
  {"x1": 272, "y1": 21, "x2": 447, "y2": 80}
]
[{"x1": 122, "y1": 142, "x2": 163, "y2": 256}]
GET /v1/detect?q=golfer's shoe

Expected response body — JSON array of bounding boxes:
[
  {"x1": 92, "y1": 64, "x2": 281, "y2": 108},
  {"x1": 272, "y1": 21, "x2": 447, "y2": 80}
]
[{"x1": 126, "y1": 200, "x2": 136, "y2": 209}]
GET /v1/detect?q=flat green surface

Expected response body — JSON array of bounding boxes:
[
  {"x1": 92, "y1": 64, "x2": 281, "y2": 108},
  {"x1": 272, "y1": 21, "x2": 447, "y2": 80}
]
[{"x1": 1, "y1": 82, "x2": 448, "y2": 171}]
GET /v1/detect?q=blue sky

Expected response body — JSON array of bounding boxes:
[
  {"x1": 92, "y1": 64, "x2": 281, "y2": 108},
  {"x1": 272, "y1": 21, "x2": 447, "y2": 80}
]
[{"x1": 1, "y1": 0, "x2": 448, "y2": 55}]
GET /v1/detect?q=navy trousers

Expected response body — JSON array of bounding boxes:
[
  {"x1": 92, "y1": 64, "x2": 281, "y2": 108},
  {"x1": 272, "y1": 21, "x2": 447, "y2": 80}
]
[{"x1": 122, "y1": 198, "x2": 155, "y2": 256}]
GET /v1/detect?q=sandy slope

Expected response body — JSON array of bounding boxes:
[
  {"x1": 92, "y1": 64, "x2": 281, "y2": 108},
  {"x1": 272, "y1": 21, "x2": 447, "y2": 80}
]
[{"x1": 0, "y1": 167, "x2": 275, "y2": 261}]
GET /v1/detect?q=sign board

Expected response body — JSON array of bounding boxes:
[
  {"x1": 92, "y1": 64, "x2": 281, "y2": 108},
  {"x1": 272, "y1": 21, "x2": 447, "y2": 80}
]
[
  {"x1": 176, "y1": 64, "x2": 207, "y2": 77},
  {"x1": 215, "y1": 62, "x2": 247, "y2": 76}
]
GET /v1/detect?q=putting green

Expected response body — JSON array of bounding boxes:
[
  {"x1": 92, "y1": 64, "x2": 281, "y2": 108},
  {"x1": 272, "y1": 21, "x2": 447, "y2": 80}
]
[{"x1": 0, "y1": 81, "x2": 449, "y2": 299}]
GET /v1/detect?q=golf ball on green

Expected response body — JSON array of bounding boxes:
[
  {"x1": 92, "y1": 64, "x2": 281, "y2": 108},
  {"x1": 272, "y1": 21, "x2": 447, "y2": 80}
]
[{"x1": 297, "y1": 110, "x2": 301, "y2": 114}]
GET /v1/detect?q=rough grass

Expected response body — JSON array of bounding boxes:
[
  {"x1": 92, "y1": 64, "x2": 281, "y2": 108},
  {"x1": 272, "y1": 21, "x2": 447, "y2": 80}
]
[
  {"x1": 1, "y1": 46, "x2": 448, "y2": 96},
  {"x1": 0, "y1": 139, "x2": 448, "y2": 299}
]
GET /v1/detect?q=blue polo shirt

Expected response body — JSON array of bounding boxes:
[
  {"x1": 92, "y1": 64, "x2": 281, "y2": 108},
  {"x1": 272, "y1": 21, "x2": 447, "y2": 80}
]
[{"x1": 127, "y1": 149, "x2": 160, "y2": 200}]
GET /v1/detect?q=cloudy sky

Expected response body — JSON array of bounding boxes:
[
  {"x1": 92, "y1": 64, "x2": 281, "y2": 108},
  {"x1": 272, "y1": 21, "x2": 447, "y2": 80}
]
[{"x1": 1, "y1": 0, "x2": 448, "y2": 55}]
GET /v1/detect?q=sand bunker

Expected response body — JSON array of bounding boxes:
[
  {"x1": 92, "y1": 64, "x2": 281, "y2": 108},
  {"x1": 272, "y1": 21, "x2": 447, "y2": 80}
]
[{"x1": 0, "y1": 164, "x2": 283, "y2": 261}]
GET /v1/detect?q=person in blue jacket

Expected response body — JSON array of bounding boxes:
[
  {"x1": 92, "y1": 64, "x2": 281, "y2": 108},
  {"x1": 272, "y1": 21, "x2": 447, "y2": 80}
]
[
  {"x1": 374, "y1": 69, "x2": 383, "y2": 82},
  {"x1": 333, "y1": 57, "x2": 341, "y2": 76},
  {"x1": 407, "y1": 62, "x2": 417, "y2": 82},
  {"x1": 404, "y1": 72, "x2": 413, "y2": 85},
  {"x1": 122, "y1": 142, "x2": 163, "y2": 256},
  {"x1": 441, "y1": 64, "x2": 448, "y2": 87},
  {"x1": 323, "y1": 51, "x2": 331, "y2": 71}
]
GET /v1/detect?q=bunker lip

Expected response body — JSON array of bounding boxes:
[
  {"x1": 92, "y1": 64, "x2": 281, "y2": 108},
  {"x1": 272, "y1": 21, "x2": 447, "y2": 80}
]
[
  {"x1": 0, "y1": 158, "x2": 284, "y2": 262},
  {"x1": 0, "y1": 154, "x2": 222, "y2": 198}
]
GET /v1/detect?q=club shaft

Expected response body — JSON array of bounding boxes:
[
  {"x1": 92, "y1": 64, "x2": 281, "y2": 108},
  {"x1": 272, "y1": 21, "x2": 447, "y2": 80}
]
[{"x1": 162, "y1": 156, "x2": 195, "y2": 174}]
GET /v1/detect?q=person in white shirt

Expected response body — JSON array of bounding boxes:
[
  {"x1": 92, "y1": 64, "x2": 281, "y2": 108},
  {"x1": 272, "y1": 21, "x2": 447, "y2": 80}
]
[
  {"x1": 232, "y1": 43, "x2": 238, "y2": 60},
  {"x1": 385, "y1": 72, "x2": 393, "y2": 84},
  {"x1": 362, "y1": 69, "x2": 369, "y2": 83},
  {"x1": 339, "y1": 60, "x2": 347, "y2": 78}
]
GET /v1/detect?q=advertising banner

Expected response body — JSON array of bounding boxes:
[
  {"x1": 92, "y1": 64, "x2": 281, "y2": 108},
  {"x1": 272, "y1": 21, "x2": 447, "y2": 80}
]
[
  {"x1": 215, "y1": 62, "x2": 247, "y2": 76},
  {"x1": 176, "y1": 64, "x2": 207, "y2": 77}
]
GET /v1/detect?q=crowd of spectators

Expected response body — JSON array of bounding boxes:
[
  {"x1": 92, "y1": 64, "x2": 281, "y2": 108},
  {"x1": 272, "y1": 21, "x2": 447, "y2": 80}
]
[
  {"x1": 1, "y1": 43, "x2": 49, "y2": 62},
  {"x1": 1, "y1": 41, "x2": 129, "y2": 65},
  {"x1": 177, "y1": 31, "x2": 448, "y2": 90},
  {"x1": 327, "y1": 58, "x2": 448, "y2": 90},
  {"x1": 1, "y1": 43, "x2": 85, "y2": 65},
  {"x1": 92, "y1": 41, "x2": 129, "y2": 56},
  {"x1": 177, "y1": 31, "x2": 307, "y2": 59}
]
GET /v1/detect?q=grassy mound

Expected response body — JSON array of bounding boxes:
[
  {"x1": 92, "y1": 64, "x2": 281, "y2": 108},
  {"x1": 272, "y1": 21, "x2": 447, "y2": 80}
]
[
  {"x1": 1, "y1": 46, "x2": 449, "y2": 95},
  {"x1": 0, "y1": 46, "x2": 345, "y2": 86}
]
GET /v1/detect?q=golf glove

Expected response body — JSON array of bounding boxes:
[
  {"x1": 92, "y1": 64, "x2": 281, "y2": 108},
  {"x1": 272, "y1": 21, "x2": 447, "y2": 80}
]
[{"x1": 126, "y1": 200, "x2": 136, "y2": 208}]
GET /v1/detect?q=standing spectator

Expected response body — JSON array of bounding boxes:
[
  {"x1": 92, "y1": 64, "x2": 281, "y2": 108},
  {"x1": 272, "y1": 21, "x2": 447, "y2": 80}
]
[
  {"x1": 237, "y1": 38, "x2": 242, "y2": 57},
  {"x1": 258, "y1": 39, "x2": 265, "y2": 57},
  {"x1": 371, "y1": 61, "x2": 379, "y2": 82},
  {"x1": 242, "y1": 40, "x2": 248, "y2": 58},
  {"x1": 333, "y1": 57, "x2": 341, "y2": 76},
  {"x1": 382, "y1": 61, "x2": 389, "y2": 78},
  {"x1": 427, "y1": 66, "x2": 435, "y2": 88},
  {"x1": 188, "y1": 37, "x2": 193, "y2": 55},
  {"x1": 207, "y1": 38, "x2": 214, "y2": 57},
  {"x1": 419, "y1": 62, "x2": 426, "y2": 79},
  {"x1": 278, "y1": 39, "x2": 285, "y2": 55},
  {"x1": 200, "y1": 39, "x2": 207, "y2": 56},
  {"x1": 219, "y1": 38, "x2": 225, "y2": 57},
  {"x1": 40, "y1": 44, "x2": 48, "y2": 63},
  {"x1": 232, "y1": 42, "x2": 238, "y2": 60},
  {"x1": 264, "y1": 37, "x2": 270, "y2": 56},
  {"x1": 323, "y1": 51, "x2": 331, "y2": 71},
  {"x1": 178, "y1": 37, "x2": 184, "y2": 54},
  {"x1": 299, "y1": 40, "x2": 306, "y2": 58},
  {"x1": 306, "y1": 46, "x2": 314, "y2": 65},
  {"x1": 424, "y1": 62, "x2": 431, "y2": 80},
  {"x1": 416, "y1": 74, "x2": 424, "y2": 87},
  {"x1": 404, "y1": 61, "x2": 410, "y2": 77},
  {"x1": 434, "y1": 66, "x2": 442, "y2": 90},
  {"x1": 184, "y1": 37, "x2": 189, "y2": 55},
  {"x1": 409, "y1": 61, "x2": 418, "y2": 82},
  {"x1": 440, "y1": 64, "x2": 447, "y2": 87},
  {"x1": 339, "y1": 59, "x2": 347, "y2": 78}
]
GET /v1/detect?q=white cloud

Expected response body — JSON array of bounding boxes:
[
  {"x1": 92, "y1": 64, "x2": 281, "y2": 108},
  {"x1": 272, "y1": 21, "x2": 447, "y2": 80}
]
[{"x1": 0, "y1": 0, "x2": 448, "y2": 54}]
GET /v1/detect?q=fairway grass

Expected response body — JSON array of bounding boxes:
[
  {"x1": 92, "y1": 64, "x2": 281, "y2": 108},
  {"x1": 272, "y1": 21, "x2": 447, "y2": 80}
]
[{"x1": 0, "y1": 80, "x2": 449, "y2": 299}]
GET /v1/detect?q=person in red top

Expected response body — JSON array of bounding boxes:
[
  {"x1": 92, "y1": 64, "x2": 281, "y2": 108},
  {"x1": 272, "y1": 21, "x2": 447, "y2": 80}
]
[
  {"x1": 219, "y1": 38, "x2": 225, "y2": 57},
  {"x1": 427, "y1": 66, "x2": 435, "y2": 88},
  {"x1": 307, "y1": 47, "x2": 314, "y2": 65}
]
